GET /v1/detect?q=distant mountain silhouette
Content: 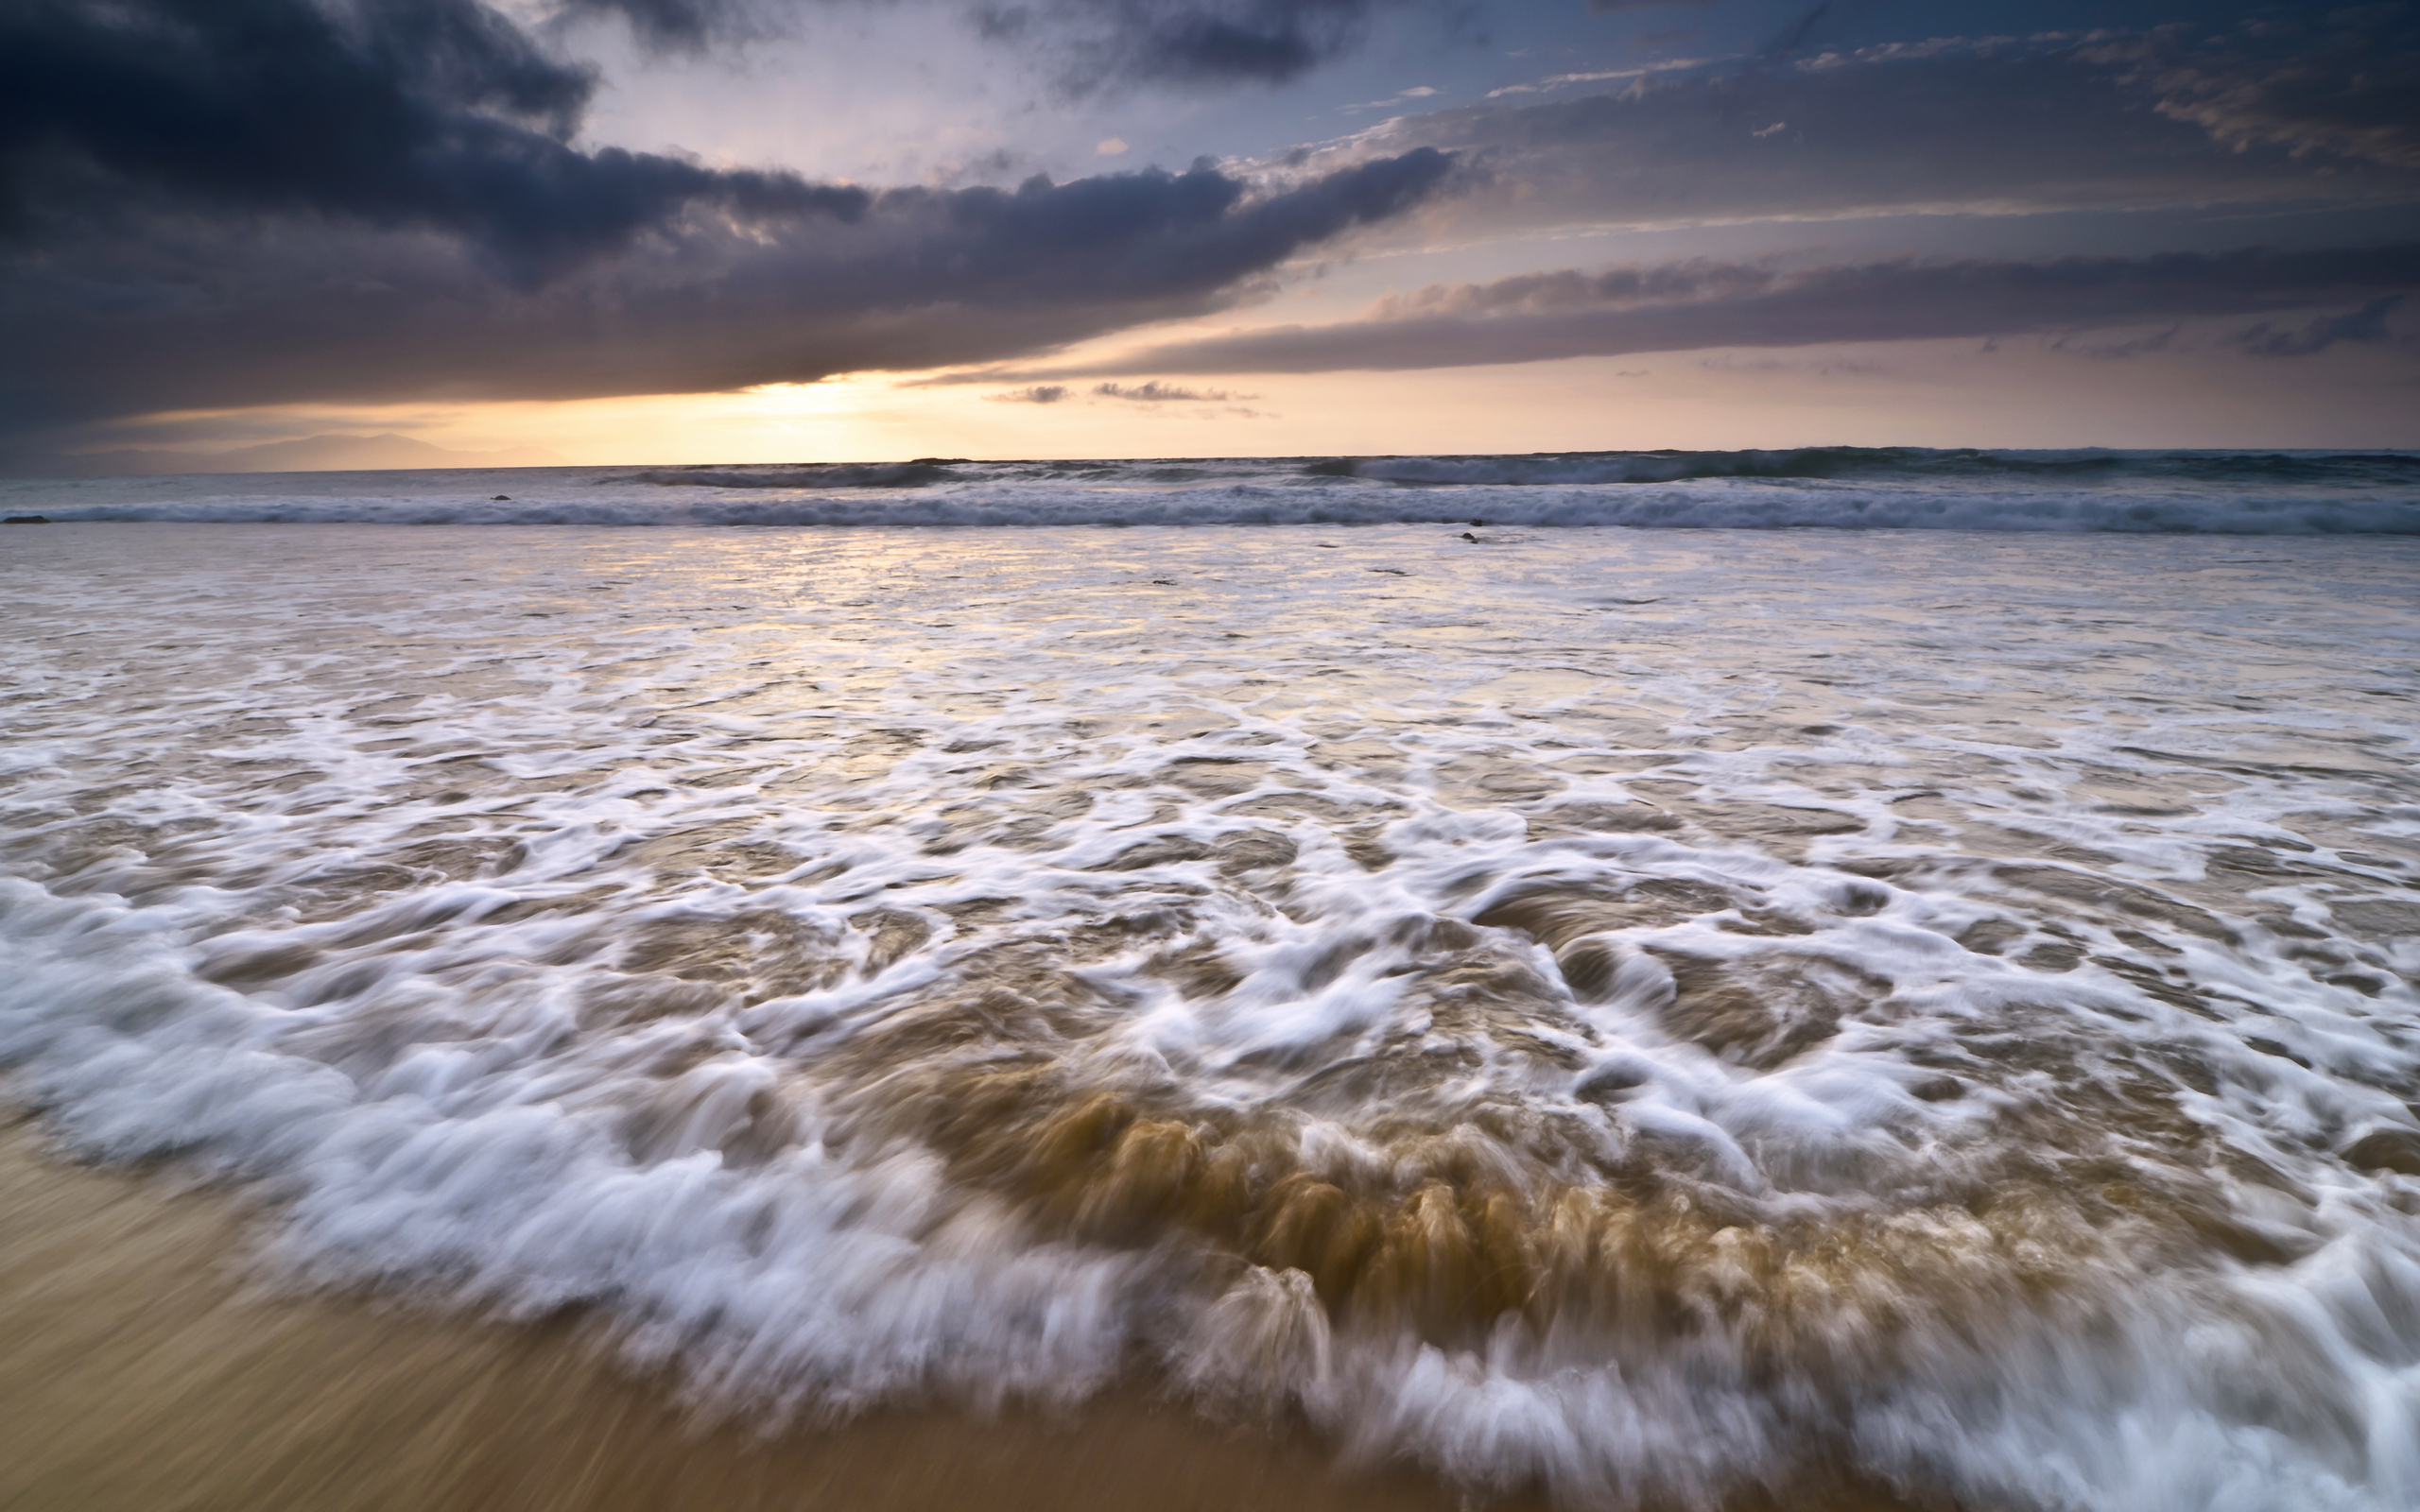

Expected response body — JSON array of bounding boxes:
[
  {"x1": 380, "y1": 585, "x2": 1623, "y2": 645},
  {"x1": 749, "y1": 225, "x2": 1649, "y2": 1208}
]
[{"x1": 53, "y1": 433, "x2": 566, "y2": 476}]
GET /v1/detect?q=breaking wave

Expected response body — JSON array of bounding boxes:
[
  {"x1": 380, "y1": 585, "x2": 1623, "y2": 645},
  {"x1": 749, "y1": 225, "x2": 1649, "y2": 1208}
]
[{"x1": 4, "y1": 447, "x2": 2414, "y2": 533}]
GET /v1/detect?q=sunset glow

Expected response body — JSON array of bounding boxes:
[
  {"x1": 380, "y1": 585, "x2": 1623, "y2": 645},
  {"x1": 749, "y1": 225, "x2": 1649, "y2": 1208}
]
[{"x1": 6, "y1": 1, "x2": 2415, "y2": 472}]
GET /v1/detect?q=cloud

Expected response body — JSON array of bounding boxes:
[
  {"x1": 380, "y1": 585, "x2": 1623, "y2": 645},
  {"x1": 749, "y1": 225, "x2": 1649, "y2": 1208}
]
[
  {"x1": 0, "y1": 0, "x2": 1456, "y2": 459},
  {"x1": 1034, "y1": 243, "x2": 2420, "y2": 376},
  {"x1": 982, "y1": 0, "x2": 1419, "y2": 88},
  {"x1": 2059, "y1": 325, "x2": 2183, "y2": 363},
  {"x1": 984, "y1": 379, "x2": 1253, "y2": 404},
  {"x1": 1483, "y1": 58, "x2": 1709, "y2": 98},
  {"x1": 0, "y1": 142, "x2": 1454, "y2": 444},
  {"x1": 553, "y1": 0, "x2": 742, "y2": 50},
  {"x1": 1092, "y1": 380, "x2": 1250, "y2": 401},
  {"x1": 0, "y1": 0, "x2": 867, "y2": 281},
  {"x1": 0, "y1": 0, "x2": 1433, "y2": 294},
  {"x1": 2121, "y1": 8, "x2": 2420, "y2": 171},
  {"x1": 563, "y1": 0, "x2": 1426, "y2": 86},
  {"x1": 2230, "y1": 296, "x2": 2407, "y2": 358},
  {"x1": 1293, "y1": 19, "x2": 2420, "y2": 242},
  {"x1": 1341, "y1": 83, "x2": 1439, "y2": 113}
]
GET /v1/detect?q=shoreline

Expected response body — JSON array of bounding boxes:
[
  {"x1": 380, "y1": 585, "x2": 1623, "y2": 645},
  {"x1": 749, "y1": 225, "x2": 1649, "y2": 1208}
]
[{"x1": 0, "y1": 1116, "x2": 1932, "y2": 1512}]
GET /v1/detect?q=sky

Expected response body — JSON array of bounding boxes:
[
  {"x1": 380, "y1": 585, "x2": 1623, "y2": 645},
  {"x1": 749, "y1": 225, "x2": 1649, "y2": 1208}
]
[{"x1": 3, "y1": 0, "x2": 2417, "y2": 470}]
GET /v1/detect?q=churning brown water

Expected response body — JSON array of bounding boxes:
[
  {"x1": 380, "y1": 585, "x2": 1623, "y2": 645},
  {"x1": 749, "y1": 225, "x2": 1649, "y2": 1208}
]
[{"x1": 3, "y1": 521, "x2": 2416, "y2": 1511}]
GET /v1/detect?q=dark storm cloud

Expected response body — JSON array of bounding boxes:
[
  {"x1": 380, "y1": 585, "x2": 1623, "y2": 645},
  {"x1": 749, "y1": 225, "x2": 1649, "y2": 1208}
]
[
  {"x1": 0, "y1": 0, "x2": 1453, "y2": 454},
  {"x1": 1317, "y1": 15, "x2": 2420, "y2": 238},
  {"x1": 0, "y1": 0, "x2": 868, "y2": 280},
  {"x1": 0, "y1": 147, "x2": 1454, "y2": 441},
  {"x1": 554, "y1": 0, "x2": 738, "y2": 49},
  {"x1": 558, "y1": 0, "x2": 1419, "y2": 85},
  {"x1": 981, "y1": 0, "x2": 1393, "y2": 86},
  {"x1": 1047, "y1": 243, "x2": 2420, "y2": 375},
  {"x1": 0, "y1": 0, "x2": 1442, "y2": 289}
]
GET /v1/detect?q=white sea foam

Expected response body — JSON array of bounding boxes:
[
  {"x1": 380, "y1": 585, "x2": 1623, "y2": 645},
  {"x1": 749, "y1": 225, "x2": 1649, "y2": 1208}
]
[{"x1": 4, "y1": 523, "x2": 2419, "y2": 1508}]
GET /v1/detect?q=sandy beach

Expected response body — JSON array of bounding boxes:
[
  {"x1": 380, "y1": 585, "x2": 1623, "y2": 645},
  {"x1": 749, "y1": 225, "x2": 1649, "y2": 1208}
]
[{"x1": 0, "y1": 1117, "x2": 1939, "y2": 1512}]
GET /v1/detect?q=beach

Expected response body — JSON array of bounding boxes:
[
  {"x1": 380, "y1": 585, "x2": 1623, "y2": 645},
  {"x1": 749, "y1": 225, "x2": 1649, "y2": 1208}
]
[
  {"x1": 4, "y1": 488, "x2": 2418, "y2": 1510},
  {"x1": 1, "y1": 1116, "x2": 1939, "y2": 1512}
]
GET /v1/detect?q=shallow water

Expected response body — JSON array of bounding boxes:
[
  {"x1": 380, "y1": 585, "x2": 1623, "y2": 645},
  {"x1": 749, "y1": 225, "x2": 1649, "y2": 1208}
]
[{"x1": 4, "y1": 522, "x2": 2418, "y2": 1510}]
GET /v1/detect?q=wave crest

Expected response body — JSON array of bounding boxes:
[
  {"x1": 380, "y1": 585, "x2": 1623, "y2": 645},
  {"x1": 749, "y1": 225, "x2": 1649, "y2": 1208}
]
[{"x1": 5, "y1": 447, "x2": 2413, "y2": 533}]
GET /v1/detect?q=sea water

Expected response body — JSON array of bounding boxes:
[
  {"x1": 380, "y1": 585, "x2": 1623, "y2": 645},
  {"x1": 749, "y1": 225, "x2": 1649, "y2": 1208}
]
[
  {"x1": 4, "y1": 446, "x2": 2416, "y2": 532},
  {"x1": 3, "y1": 453, "x2": 2418, "y2": 1510}
]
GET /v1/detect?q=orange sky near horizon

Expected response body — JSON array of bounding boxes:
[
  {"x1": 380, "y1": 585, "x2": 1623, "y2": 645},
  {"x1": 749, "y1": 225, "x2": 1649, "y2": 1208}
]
[{"x1": 142, "y1": 322, "x2": 2420, "y2": 468}]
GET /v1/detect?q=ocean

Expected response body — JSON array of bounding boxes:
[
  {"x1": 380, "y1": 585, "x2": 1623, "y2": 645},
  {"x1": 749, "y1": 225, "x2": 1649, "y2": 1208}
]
[
  {"x1": 3, "y1": 448, "x2": 2418, "y2": 1510},
  {"x1": 5, "y1": 446, "x2": 2418, "y2": 532}
]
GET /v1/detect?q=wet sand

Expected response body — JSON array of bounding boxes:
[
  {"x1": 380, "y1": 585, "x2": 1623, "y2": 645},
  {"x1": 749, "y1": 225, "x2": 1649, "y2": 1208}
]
[{"x1": 0, "y1": 1116, "x2": 1930, "y2": 1512}]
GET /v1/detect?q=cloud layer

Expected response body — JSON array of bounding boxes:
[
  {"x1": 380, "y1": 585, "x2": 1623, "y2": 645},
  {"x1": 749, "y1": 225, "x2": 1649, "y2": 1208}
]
[
  {"x1": 5, "y1": 1, "x2": 2417, "y2": 463},
  {"x1": 0, "y1": 0, "x2": 873, "y2": 281},
  {"x1": 2, "y1": 149, "x2": 1451, "y2": 433},
  {"x1": 559, "y1": 0, "x2": 1420, "y2": 85},
  {"x1": 0, "y1": 0, "x2": 1452, "y2": 451},
  {"x1": 1052, "y1": 244, "x2": 2420, "y2": 375},
  {"x1": 1304, "y1": 17, "x2": 2420, "y2": 239},
  {"x1": 978, "y1": 0, "x2": 1411, "y2": 88}
]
